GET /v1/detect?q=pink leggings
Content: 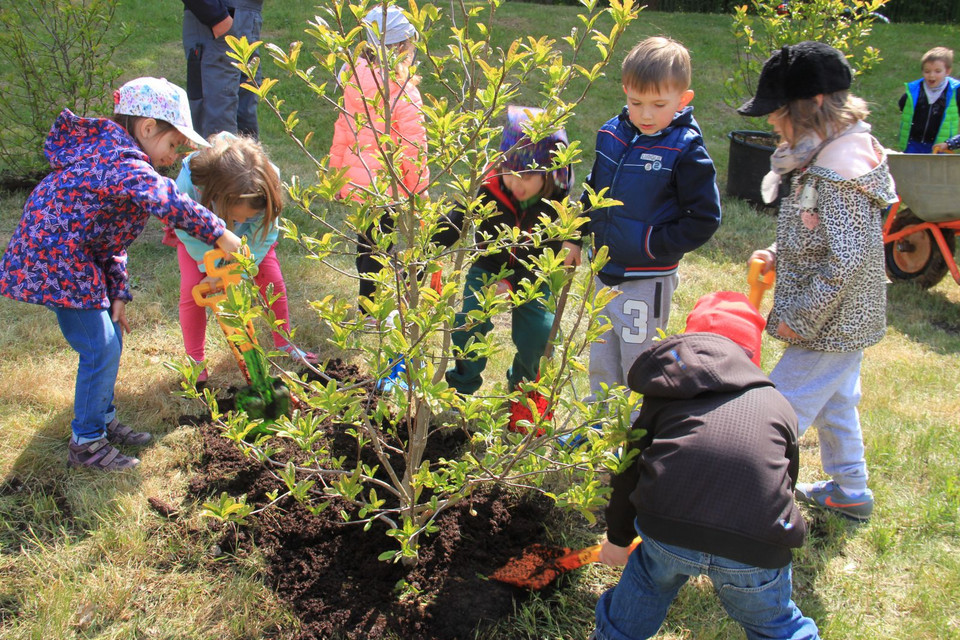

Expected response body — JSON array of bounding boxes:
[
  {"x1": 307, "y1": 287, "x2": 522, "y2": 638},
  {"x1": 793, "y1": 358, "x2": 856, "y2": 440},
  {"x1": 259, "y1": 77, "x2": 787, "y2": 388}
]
[{"x1": 178, "y1": 242, "x2": 291, "y2": 364}]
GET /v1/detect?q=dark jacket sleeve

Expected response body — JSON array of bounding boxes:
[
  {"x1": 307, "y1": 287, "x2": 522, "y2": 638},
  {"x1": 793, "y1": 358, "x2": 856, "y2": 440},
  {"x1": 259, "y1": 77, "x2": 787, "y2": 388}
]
[
  {"x1": 604, "y1": 415, "x2": 654, "y2": 547},
  {"x1": 433, "y1": 205, "x2": 466, "y2": 249},
  {"x1": 645, "y1": 139, "x2": 721, "y2": 259},
  {"x1": 181, "y1": 0, "x2": 230, "y2": 27},
  {"x1": 898, "y1": 93, "x2": 907, "y2": 112}
]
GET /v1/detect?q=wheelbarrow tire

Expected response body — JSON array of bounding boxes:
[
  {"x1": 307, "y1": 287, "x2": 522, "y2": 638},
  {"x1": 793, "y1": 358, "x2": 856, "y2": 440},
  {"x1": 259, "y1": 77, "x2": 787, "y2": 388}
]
[{"x1": 884, "y1": 210, "x2": 955, "y2": 289}]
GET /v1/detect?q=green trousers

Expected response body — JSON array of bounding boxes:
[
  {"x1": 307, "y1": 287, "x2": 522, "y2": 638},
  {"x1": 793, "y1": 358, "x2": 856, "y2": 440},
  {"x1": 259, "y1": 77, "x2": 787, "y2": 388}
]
[{"x1": 446, "y1": 265, "x2": 554, "y2": 394}]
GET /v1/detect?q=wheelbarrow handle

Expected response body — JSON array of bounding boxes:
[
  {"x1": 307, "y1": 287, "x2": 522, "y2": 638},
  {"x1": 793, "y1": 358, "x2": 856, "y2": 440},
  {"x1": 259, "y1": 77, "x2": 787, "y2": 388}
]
[{"x1": 747, "y1": 258, "x2": 775, "y2": 310}]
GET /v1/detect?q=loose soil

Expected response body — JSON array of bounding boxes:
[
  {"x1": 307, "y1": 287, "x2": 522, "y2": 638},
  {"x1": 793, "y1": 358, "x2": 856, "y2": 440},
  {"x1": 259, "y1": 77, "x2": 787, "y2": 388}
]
[{"x1": 183, "y1": 359, "x2": 561, "y2": 640}]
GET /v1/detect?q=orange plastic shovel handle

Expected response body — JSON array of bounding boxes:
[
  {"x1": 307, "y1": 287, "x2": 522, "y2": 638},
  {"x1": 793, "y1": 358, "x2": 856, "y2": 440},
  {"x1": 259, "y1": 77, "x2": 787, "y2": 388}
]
[
  {"x1": 747, "y1": 258, "x2": 775, "y2": 310},
  {"x1": 191, "y1": 247, "x2": 249, "y2": 309},
  {"x1": 556, "y1": 536, "x2": 642, "y2": 571}
]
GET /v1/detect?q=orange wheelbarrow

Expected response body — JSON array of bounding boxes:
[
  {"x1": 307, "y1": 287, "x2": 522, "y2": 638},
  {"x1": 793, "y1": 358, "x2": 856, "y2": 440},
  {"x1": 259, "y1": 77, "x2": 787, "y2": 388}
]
[{"x1": 882, "y1": 151, "x2": 960, "y2": 289}]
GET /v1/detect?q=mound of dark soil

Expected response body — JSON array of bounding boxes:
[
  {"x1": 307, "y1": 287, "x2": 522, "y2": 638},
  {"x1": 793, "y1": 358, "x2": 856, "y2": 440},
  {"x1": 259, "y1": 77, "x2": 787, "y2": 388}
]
[{"x1": 185, "y1": 360, "x2": 557, "y2": 640}]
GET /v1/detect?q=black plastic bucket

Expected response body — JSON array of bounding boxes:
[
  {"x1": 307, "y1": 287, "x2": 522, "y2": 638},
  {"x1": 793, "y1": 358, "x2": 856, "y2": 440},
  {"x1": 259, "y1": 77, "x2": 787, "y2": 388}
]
[{"x1": 726, "y1": 130, "x2": 777, "y2": 205}]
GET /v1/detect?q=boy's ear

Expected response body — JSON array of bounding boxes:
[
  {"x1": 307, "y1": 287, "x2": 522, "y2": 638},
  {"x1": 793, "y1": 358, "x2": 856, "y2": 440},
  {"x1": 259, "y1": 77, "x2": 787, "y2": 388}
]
[{"x1": 679, "y1": 90, "x2": 694, "y2": 108}]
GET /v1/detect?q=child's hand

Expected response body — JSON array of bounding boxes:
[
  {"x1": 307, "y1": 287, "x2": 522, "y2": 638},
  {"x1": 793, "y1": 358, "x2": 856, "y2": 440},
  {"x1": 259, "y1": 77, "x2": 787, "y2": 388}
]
[
  {"x1": 562, "y1": 241, "x2": 582, "y2": 267},
  {"x1": 933, "y1": 142, "x2": 949, "y2": 154},
  {"x1": 215, "y1": 229, "x2": 242, "y2": 254},
  {"x1": 748, "y1": 249, "x2": 776, "y2": 274},
  {"x1": 200, "y1": 275, "x2": 223, "y2": 292},
  {"x1": 111, "y1": 299, "x2": 130, "y2": 334},
  {"x1": 776, "y1": 321, "x2": 800, "y2": 340},
  {"x1": 495, "y1": 279, "x2": 512, "y2": 298},
  {"x1": 598, "y1": 538, "x2": 632, "y2": 567}
]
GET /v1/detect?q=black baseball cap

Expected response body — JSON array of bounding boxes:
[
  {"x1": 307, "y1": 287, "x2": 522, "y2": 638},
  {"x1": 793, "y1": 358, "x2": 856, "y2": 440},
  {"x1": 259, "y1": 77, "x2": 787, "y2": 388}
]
[{"x1": 737, "y1": 41, "x2": 853, "y2": 117}]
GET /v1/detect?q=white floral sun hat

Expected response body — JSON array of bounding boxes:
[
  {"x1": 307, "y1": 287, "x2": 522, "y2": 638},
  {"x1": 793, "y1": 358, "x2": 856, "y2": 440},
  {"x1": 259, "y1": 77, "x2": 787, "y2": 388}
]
[{"x1": 114, "y1": 77, "x2": 209, "y2": 147}]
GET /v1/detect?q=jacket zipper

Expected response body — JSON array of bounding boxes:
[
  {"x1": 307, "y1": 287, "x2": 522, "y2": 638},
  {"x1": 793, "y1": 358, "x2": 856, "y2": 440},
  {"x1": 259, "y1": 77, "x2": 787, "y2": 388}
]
[{"x1": 607, "y1": 133, "x2": 639, "y2": 222}]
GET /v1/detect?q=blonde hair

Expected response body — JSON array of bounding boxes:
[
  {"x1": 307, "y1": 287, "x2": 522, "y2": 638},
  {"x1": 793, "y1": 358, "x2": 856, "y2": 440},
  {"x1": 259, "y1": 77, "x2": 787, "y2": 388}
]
[
  {"x1": 775, "y1": 91, "x2": 870, "y2": 145},
  {"x1": 362, "y1": 38, "x2": 417, "y2": 84},
  {"x1": 188, "y1": 135, "x2": 283, "y2": 241},
  {"x1": 922, "y1": 47, "x2": 953, "y2": 71},
  {"x1": 621, "y1": 36, "x2": 691, "y2": 94}
]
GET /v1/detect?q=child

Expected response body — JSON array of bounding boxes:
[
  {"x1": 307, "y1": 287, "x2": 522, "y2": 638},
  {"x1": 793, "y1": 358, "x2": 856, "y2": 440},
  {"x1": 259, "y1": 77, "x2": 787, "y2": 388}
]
[
  {"x1": 740, "y1": 41, "x2": 897, "y2": 520},
  {"x1": 932, "y1": 132, "x2": 960, "y2": 153},
  {"x1": 0, "y1": 77, "x2": 242, "y2": 471},
  {"x1": 593, "y1": 292, "x2": 819, "y2": 640},
  {"x1": 581, "y1": 36, "x2": 721, "y2": 417},
  {"x1": 328, "y1": 5, "x2": 429, "y2": 317},
  {"x1": 898, "y1": 47, "x2": 959, "y2": 154},
  {"x1": 434, "y1": 106, "x2": 580, "y2": 401},
  {"x1": 173, "y1": 133, "x2": 317, "y2": 382}
]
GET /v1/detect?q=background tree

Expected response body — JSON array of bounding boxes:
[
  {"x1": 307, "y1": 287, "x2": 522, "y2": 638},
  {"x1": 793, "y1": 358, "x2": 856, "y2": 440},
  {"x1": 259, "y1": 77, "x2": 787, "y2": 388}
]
[{"x1": 0, "y1": 0, "x2": 128, "y2": 183}]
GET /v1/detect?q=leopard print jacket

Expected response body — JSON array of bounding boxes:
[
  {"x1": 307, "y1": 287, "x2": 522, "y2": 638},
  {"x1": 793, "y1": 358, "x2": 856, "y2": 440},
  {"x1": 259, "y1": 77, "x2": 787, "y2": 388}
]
[{"x1": 767, "y1": 136, "x2": 897, "y2": 352}]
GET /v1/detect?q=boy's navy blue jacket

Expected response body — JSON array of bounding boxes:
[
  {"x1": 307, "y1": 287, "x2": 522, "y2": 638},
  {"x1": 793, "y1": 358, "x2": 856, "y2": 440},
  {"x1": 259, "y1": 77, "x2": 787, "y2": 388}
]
[{"x1": 582, "y1": 106, "x2": 721, "y2": 279}]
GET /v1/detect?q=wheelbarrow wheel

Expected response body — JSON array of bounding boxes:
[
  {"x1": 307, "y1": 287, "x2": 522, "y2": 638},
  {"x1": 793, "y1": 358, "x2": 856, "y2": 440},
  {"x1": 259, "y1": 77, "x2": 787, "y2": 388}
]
[{"x1": 884, "y1": 210, "x2": 955, "y2": 289}]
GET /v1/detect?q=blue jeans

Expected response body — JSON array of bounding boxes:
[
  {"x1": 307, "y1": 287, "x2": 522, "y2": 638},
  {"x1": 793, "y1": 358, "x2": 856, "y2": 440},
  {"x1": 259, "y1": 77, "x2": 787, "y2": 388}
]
[
  {"x1": 52, "y1": 307, "x2": 122, "y2": 443},
  {"x1": 594, "y1": 527, "x2": 819, "y2": 640}
]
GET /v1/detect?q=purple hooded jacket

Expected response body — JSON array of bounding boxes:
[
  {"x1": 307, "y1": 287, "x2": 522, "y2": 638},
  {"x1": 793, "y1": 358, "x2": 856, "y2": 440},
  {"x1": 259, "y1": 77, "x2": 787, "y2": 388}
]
[{"x1": 0, "y1": 109, "x2": 226, "y2": 309}]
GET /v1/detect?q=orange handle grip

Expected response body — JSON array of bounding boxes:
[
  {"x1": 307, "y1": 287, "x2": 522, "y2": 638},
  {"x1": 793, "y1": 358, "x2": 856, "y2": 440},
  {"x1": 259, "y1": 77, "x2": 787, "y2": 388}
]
[
  {"x1": 747, "y1": 258, "x2": 775, "y2": 310},
  {"x1": 191, "y1": 247, "x2": 250, "y2": 309},
  {"x1": 565, "y1": 536, "x2": 642, "y2": 568}
]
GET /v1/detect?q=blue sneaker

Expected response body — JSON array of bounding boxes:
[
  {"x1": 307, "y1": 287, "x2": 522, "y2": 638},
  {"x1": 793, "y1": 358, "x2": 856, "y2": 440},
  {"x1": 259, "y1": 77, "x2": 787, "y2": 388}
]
[
  {"x1": 376, "y1": 357, "x2": 410, "y2": 393},
  {"x1": 795, "y1": 480, "x2": 874, "y2": 521},
  {"x1": 556, "y1": 423, "x2": 602, "y2": 450}
]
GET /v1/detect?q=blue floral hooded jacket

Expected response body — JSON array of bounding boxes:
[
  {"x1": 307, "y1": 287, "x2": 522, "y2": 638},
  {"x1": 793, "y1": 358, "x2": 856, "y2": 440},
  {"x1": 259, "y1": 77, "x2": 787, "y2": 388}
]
[{"x1": 0, "y1": 109, "x2": 226, "y2": 309}]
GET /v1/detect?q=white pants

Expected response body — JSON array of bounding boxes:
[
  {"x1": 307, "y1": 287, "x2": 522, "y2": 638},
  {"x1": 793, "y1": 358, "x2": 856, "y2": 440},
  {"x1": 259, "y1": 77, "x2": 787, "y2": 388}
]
[{"x1": 770, "y1": 346, "x2": 869, "y2": 492}]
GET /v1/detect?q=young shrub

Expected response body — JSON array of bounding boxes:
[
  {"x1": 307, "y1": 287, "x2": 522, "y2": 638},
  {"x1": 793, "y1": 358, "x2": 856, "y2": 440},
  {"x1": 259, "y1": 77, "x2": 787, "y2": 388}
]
[
  {"x1": 0, "y1": 0, "x2": 128, "y2": 182},
  {"x1": 214, "y1": 0, "x2": 642, "y2": 566},
  {"x1": 726, "y1": 0, "x2": 890, "y2": 111}
]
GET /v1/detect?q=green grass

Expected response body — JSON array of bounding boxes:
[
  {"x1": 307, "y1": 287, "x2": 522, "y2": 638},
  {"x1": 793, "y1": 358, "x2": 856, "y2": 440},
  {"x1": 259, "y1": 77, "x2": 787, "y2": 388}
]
[{"x1": 1, "y1": 2, "x2": 960, "y2": 639}]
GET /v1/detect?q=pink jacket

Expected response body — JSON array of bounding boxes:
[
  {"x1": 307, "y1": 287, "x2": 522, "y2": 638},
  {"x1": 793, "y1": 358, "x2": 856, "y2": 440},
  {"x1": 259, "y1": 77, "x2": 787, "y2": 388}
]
[{"x1": 329, "y1": 57, "x2": 429, "y2": 200}]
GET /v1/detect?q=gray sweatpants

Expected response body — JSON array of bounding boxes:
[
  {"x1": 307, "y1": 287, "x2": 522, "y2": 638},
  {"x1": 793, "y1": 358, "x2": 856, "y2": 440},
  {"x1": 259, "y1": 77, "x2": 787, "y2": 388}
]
[
  {"x1": 182, "y1": 0, "x2": 264, "y2": 139},
  {"x1": 587, "y1": 274, "x2": 678, "y2": 415},
  {"x1": 769, "y1": 346, "x2": 869, "y2": 492}
]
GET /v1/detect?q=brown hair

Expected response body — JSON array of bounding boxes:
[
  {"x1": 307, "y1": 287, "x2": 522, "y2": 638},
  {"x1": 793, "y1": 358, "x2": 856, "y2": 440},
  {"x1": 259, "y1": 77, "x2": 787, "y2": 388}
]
[
  {"x1": 187, "y1": 135, "x2": 283, "y2": 241},
  {"x1": 621, "y1": 36, "x2": 691, "y2": 94},
  {"x1": 776, "y1": 91, "x2": 870, "y2": 145},
  {"x1": 922, "y1": 47, "x2": 954, "y2": 71},
  {"x1": 112, "y1": 114, "x2": 176, "y2": 145}
]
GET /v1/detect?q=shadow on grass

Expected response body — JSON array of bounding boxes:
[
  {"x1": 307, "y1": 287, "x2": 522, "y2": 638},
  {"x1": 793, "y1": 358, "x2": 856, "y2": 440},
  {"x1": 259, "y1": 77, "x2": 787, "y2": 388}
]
[
  {"x1": 885, "y1": 281, "x2": 960, "y2": 354},
  {"x1": 0, "y1": 377, "x2": 192, "y2": 556}
]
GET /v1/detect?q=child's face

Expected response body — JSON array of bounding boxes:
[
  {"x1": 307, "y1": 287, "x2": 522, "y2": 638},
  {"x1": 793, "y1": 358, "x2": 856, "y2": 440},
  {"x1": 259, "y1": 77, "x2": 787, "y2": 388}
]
[
  {"x1": 623, "y1": 84, "x2": 694, "y2": 136},
  {"x1": 922, "y1": 60, "x2": 950, "y2": 89},
  {"x1": 224, "y1": 201, "x2": 260, "y2": 225},
  {"x1": 139, "y1": 123, "x2": 189, "y2": 168},
  {"x1": 502, "y1": 171, "x2": 545, "y2": 202},
  {"x1": 767, "y1": 108, "x2": 794, "y2": 145}
]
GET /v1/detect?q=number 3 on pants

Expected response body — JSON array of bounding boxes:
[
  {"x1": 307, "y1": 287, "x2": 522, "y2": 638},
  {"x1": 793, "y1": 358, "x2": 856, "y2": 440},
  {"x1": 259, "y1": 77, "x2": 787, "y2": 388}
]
[{"x1": 620, "y1": 299, "x2": 649, "y2": 344}]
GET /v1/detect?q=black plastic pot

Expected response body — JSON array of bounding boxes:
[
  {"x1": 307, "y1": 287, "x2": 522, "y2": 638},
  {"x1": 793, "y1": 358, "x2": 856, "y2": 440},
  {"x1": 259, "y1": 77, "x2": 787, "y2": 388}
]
[{"x1": 726, "y1": 130, "x2": 777, "y2": 205}]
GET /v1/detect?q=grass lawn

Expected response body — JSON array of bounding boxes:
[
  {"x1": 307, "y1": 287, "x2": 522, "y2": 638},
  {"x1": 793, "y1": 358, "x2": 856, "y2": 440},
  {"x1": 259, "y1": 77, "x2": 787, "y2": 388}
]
[{"x1": 1, "y1": 2, "x2": 959, "y2": 639}]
